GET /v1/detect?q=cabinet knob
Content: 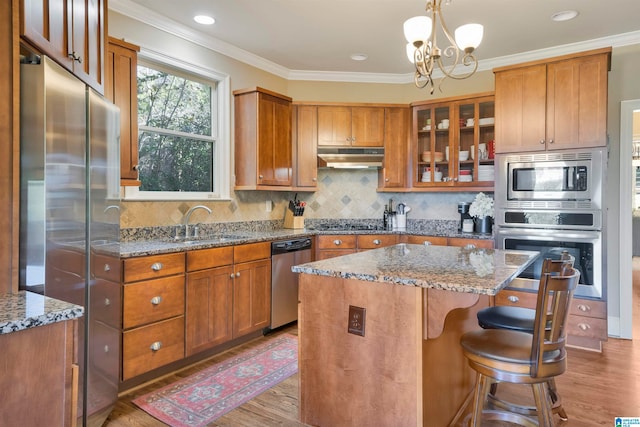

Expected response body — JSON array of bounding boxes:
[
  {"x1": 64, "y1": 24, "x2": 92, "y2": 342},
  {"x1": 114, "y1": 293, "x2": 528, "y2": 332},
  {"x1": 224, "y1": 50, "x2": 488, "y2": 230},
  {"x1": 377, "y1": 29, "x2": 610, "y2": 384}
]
[
  {"x1": 507, "y1": 295, "x2": 519, "y2": 303},
  {"x1": 151, "y1": 262, "x2": 163, "y2": 271},
  {"x1": 133, "y1": 164, "x2": 139, "y2": 171},
  {"x1": 373, "y1": 239, "x2": 381, "y2": 245},
  {"x1": 104, "y1": 263, "x2": 111, "y2": 272},
  {"x1": 259, "y1": 174, "x2": 264, "y2": 179},
  {"x1": 578, "y1": 323, "x2": 591, "y2": 331},
  {"x1": 104, "y1": 298, "x2": 111, "y2": 306},
  {"x1": 539, "y1": 139, "x2": 545, "y2": 144},
  {"x1": 352, "y1": 137, "x2": 356, "y2": 142},
  {"x1": 230, "y1": 273, "x2": 235, "y2": 279},
  {"x1": 312, "y1": 177, "x2": 317, "y2": 182},
  {"x1": 104, "y1": 345, "x2": 110, "y2": 353},
  {"x1": 150, "y1": 341, "x2": 162, "y2": 351},
  {"x1": 333, "y1": 239, "x2": 342, "y2": 246},
  {"x1": 548, "y1": 139, "x2": 554, "y2": 144},
  {"x1": 385, "y1": 178, "x2": 389, "y2": 182},
  {"x1": 577, "y1": 304, "x2": 591, "y2": 312},
  {"x1": 150, "y1": 296, "x2": 162, "y2": 305},
  {"x1": 236, "y1": 272, "x2": 241, "y2": 277},
  {"x1": 423, "y1": 241, "x2": 432, "y2": 245}
]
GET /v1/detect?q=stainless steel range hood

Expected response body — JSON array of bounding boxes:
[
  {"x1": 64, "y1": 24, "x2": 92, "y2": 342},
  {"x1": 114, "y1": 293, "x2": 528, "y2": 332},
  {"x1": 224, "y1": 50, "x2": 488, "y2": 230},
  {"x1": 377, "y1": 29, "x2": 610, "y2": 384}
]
[{"x1": 317, "y1": 147, "x2": 384, "y2": 169}]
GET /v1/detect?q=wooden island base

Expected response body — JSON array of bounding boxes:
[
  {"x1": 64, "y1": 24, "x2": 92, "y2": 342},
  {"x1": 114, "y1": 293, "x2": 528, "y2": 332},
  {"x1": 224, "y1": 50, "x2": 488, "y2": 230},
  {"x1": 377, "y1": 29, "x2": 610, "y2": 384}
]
[{"x1": 298, "y1": 274, "x2": 489, "y2": 427}]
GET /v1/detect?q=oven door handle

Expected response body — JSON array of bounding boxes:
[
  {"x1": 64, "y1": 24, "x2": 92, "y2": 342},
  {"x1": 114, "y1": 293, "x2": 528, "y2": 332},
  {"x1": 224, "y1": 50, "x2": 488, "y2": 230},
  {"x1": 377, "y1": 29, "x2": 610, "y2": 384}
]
[{"x1": 495, "y1": 227, "x2": 601, "y2": 242}]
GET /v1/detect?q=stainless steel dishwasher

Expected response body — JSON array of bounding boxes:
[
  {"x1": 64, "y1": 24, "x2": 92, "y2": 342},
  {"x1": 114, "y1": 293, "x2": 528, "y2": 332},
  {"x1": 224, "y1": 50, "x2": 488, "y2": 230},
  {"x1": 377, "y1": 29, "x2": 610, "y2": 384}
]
[{"x1": 270, "y1": 237, "x2": 312, "y2": 330}]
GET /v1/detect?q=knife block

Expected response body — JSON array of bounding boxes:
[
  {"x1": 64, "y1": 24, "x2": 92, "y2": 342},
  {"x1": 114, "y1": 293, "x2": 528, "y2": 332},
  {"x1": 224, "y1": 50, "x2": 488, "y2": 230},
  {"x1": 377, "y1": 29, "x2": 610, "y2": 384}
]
[{"x1": 284, "y1": 209, "x2": 305, "y2": 229}]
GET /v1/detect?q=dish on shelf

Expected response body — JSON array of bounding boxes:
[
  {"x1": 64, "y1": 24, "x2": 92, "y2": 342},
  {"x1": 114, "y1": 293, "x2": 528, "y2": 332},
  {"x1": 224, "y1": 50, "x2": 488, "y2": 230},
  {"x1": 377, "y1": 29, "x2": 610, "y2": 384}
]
[
  {"x1": 459, "y1": 175, "x2": 473, "y2": 182},
  {"x1": 478, "y1": 117, "x2": 495, "y2": 125},
  {"x1": 459, "y1": 150, "x2": 470, "y2": 161}
]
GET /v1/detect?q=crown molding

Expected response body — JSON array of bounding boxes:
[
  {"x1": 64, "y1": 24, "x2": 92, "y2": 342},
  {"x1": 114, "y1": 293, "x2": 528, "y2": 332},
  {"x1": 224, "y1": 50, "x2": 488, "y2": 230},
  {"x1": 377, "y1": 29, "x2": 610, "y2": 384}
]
[{"x1": 109, "y1": 0, "x2": 640, "y2": 85}]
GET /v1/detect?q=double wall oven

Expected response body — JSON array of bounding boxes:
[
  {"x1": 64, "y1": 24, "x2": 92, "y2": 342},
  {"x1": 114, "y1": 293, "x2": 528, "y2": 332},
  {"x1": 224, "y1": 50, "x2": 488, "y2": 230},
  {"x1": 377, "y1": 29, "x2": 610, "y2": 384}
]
[{"x1": 494, "y1": 148, "x2": 607, "y2": 299}]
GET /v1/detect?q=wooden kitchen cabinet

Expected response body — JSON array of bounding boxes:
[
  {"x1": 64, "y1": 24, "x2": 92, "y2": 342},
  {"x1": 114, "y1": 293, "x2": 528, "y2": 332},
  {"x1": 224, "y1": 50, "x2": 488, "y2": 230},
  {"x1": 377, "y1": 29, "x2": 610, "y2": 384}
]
[
  {"x1": 316, "y1": 234, "x2": 357, "y2": 260},
  {"x1": 318, "y1": 105, "x2": 385, "y2": 147},
  {"x1": 448, "y1": 237, "x2": 494, "y2": 249},
  {"x1": 357, "y1": 234, "x2": 399, "y2": 250},
  {"x1": 121, "y1": 253, "x2": 186, "y2": 381},
  {"x1": 21, "y1": 0, "x2": 106, "y2": 93},
  {"x1": 185, "y1": 246, "x2": 234, "y2": 356},
  {"x1": 0, "y1": 319, "x2": 79, "y2": 427},
  {"x1": 232, "y1": 242, "x2": 271, "y2": 337},
  {"x1": 234, "y1": 87, "x2": 293, "y2": 189},
  {"x1": 494, "y1": 48, "x2": 611, "y2": 153},
  {"x1": 496, "y1": 289, "x2": 607, "y2": 351},
  {"x1": 379, "y1": 107, "x2": 410, "y2": 189},
  {"x1": 402, "y1": 235, "x2": 448, "y2": 246},
  {"x1": 293, "y1": 104, "x2": 318, "y2": 188},
  {"x1": 105, "y1": 37, "x2": 140, "y2": 185},
  {"x1": 410, "y1": 93, "x2": 495, "y2": 191}
]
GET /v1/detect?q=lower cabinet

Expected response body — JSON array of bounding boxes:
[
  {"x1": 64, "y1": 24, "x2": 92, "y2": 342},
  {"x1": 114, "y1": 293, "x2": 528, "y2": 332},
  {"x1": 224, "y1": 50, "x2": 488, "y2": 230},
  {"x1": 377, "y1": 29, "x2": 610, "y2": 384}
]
[
  {"x1": 495, "y1": 288, "x2": 607, "y2": 351},
  {"x1": 185, "y1": 242, "x2": 271, "y2": 357},
  {"x1": 316, "y1": 235, "x2": 357, "y2": 260}
]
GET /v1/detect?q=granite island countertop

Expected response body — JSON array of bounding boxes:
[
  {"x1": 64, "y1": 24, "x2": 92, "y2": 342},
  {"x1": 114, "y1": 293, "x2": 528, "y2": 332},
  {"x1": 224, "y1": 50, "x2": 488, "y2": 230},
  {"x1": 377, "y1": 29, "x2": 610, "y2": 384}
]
[
  {"x1": 292, "y1": 244, "x2": 538, "y2": 296},
  {"x1": 0, "y1": 291, "x2": 84, "y2": 335}
]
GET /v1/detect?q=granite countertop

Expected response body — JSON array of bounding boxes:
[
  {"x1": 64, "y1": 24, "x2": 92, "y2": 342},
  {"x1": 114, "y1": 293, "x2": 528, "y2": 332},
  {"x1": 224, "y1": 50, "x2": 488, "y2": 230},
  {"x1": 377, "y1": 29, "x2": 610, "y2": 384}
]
[
  {"x1": 119, "y1": 227, "x2": 493, "y2": 258},
  {"x1": 291, "y1": 244, "x2": 538, "y2": 296},
  {"x1": 0, "y1": 291, "x2": 84, "y2": 335}
]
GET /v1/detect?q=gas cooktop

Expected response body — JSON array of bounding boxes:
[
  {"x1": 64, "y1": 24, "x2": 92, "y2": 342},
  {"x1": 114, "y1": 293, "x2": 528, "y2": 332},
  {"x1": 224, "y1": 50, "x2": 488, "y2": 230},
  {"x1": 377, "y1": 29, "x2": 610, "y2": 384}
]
[{"x1": 311, "y1": 223, "x2": 385, "y2": 231}]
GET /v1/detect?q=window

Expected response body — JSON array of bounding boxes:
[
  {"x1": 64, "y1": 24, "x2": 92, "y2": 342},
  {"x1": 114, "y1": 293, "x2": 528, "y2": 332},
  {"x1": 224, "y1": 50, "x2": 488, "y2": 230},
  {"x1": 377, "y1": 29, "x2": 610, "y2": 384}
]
[{"x1": 124, "y1": 51, "x2": 230, "y2": 200}]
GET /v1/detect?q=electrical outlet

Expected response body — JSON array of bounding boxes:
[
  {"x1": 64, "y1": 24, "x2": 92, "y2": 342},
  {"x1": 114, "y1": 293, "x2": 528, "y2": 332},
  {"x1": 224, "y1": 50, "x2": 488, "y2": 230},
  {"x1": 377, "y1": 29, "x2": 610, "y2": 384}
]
[
  {"x1": 265, "y1": 200, "x2": 272, "y2": 212},
  {"x1": 348, "y1": 305, "x2": 366, "y2": 337}
]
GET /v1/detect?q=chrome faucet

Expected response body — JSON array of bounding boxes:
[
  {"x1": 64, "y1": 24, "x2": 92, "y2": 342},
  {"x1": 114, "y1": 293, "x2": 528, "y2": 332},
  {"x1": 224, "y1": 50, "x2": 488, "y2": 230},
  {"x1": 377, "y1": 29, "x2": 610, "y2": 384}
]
[{"x1": 183, "y1": 205, "x2": 212, "y2": 239}]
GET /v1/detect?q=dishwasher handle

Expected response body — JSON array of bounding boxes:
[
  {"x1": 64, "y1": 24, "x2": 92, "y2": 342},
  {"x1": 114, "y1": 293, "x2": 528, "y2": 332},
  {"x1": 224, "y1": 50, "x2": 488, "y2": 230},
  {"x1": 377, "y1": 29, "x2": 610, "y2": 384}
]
[{"x1": 271, "y1": 238, "x2": 313, "y2": 255}]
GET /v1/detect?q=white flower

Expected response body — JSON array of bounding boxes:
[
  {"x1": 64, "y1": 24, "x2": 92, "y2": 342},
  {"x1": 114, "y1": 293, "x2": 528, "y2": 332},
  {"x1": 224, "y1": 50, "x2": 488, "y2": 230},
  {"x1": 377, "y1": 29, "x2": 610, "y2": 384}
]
[{"x1": 469, "y1": 192, "x2": 494, "y2": 219}]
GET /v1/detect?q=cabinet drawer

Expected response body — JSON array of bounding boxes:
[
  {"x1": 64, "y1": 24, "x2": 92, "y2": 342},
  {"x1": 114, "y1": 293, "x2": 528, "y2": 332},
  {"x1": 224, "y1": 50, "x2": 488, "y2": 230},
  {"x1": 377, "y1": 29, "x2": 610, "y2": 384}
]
[
  {"x1": 123, "y1": 252, "x2": 185, "y2": 283},
  {"x1": 122, "y1": 316, "x2": 185, "y2": 380},
  {"x1": 91, "y1": 278, "x2": 121, "y2": 328},
  {"x1": 316, "y1": 249, "x2": 356, "y2": 260},
  {"x1": 570, "y1": 299, "x2": 606, "y2": 319},
  {"x1": 187, "y1": 246, "x2": 234, "y2": 272},
  {"x1": 90, "y1": 321, "x2": 120, "y2": 380},
  {"x1": 317, "y1": 235, "x2": 357, "y2": 249},
  {"x1": 123, "y1": 275, "x2": 185, "y2": 329},
  {"x1": 358, "y1": 234, "x2": 398, "y2": 249},
  {"x1": 233, "y1": 242, "x2": 271, "y2": 264},
  {"x1": 566, "y1": 314, "x2": 607, "y2": 340},
  {"x1": 402, "y1": 235, "x2": 448, "y2": 246},
  {"x1": 495, "y1": 289, "x2": 537, "y2": 309},
  {"x1": 92, "y1": 252, "x2": 121, "y2": 282},
  {"x1": 448, "y1": 237, "x2": 494, "y2": 249}
]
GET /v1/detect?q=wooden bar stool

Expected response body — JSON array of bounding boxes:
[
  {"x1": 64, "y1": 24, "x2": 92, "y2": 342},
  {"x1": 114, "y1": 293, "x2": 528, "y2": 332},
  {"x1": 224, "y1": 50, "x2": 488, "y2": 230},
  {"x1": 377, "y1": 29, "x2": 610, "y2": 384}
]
[
  {"x1": 475, "y1": 253, "x2": 574, "y2": 421},
  {"x1": 460, "y1": 265, "x2": 580, "y2": 426}
]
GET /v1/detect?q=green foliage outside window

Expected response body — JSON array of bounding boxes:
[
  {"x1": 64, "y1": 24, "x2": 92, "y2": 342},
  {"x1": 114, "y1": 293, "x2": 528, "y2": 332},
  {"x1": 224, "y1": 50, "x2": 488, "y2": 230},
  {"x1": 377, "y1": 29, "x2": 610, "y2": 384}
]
[{"x1": 137, "y1": 65, "x2": 215, "y2": 192}]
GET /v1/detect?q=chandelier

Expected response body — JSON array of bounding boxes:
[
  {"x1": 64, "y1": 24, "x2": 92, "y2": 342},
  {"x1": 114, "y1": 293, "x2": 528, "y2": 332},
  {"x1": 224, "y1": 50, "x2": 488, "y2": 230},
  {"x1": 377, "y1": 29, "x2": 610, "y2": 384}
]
[{"x1": 404, "y1": 0, "x2": 483, "y2": 93}]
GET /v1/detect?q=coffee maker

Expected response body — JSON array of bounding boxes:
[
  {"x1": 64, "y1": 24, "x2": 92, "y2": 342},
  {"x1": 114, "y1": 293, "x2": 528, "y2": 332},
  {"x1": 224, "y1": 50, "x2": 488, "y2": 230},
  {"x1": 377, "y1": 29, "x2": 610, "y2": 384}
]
[{"x1": 458, "y1": 201, "x2": 473, "y2": 232}]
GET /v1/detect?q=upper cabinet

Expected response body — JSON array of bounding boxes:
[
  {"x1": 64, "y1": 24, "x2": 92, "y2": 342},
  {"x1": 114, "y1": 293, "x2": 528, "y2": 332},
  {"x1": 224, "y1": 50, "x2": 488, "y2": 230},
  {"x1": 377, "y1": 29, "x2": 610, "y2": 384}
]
[
  {"x1": 21, "y1": 0, "x2": 106, "y2": 93},
  {"x1": 379, "y1": 107, "x2": 410, "y2": 189},
  {"x1": 494, "y1": 48, "x2": 611, "y2": 153},
  {"x1": 293, "y1": 105, "x2": 318, "y2": 189},
  {"x1": 410, "y1": 93, "x2": 495, "y2": 191},
  {"x1": 318, "y1": 106, "x2": 385, "y2": 147},
  {"x1": 105, "y1": 37, "x2": 141, "y2": 186},
  {"x1": 234, "y1": 87, "x2": 293, "y2": 189}
]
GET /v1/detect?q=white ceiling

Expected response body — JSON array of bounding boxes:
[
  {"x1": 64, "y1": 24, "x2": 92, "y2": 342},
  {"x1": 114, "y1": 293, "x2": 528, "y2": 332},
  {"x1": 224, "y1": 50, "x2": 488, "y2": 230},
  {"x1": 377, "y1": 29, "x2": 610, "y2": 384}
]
[{"x1": 112, "y1": 0, "x2": 640, "y2": 81}]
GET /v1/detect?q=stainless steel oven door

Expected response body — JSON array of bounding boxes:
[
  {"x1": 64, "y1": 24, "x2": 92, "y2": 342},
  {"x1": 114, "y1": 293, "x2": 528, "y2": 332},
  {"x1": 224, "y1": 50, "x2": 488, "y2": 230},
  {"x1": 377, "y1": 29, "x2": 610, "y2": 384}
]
[{"x1": 495, "y1": 226, "x2": 603, "y2": 300}]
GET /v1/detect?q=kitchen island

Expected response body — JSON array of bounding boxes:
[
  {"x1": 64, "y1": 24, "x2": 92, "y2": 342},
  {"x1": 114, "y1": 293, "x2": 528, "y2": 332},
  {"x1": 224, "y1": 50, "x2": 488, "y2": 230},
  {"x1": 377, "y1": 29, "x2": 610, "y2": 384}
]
[{"x1": 292, "y1": 244, "x2": 538, "y2": 427}]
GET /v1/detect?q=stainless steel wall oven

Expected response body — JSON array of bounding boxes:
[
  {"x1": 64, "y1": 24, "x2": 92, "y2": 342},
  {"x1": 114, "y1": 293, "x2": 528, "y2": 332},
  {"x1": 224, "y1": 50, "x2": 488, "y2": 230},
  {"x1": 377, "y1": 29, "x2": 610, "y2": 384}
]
[{"x1": 494, "y1": 148, "x2": 607, "y2": 300}]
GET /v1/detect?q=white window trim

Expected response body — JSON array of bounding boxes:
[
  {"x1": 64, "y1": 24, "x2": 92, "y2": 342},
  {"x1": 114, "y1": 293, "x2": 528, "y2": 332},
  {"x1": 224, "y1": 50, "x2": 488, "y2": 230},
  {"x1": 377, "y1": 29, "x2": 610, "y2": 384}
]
[{"x1": 123, "y1": 47, "x2": 231, "y2": 201}]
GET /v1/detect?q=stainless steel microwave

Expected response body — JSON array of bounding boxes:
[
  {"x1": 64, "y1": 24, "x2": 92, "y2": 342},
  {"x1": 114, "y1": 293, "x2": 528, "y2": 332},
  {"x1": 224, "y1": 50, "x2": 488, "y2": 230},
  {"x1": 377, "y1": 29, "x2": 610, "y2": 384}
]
[{"x1": 495, "y1": 148, "x2": 605, "y2": 208}]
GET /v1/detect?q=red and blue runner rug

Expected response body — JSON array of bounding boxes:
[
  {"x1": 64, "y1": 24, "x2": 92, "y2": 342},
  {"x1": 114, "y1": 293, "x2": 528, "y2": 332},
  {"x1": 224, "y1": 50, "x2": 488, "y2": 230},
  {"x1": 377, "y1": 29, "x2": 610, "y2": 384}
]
[{"x1": 133, "y1": 334, "x2": 298, "y2": 426}]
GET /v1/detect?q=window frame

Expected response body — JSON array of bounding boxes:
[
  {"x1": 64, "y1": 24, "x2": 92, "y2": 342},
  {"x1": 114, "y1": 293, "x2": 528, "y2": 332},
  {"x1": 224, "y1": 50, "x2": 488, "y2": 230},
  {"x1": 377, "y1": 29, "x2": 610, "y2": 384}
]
[{"x1": 123, "y1": 48, "x2": 231, "y2": 201}]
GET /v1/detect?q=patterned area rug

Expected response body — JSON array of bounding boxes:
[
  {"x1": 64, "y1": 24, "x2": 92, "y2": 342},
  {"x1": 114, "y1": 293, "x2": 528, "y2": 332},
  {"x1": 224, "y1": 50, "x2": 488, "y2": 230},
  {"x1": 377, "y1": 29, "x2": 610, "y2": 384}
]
[{"x1": 133, "y1": 334, "x2": 298, "y2": 427}]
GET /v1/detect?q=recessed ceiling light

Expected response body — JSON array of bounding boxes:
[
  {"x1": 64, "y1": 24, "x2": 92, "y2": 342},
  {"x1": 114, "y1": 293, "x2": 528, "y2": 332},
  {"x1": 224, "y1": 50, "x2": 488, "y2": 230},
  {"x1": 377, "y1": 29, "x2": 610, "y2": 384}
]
[
  {"x1": 350, "y1": 53, "x2": 368, "y2": 61},
  {"x1": 551, "y1": 10, "x2": 579, "y2": 22},
  {"x1": 194, "y1": 15, "x2": 215, "y2": 25}
]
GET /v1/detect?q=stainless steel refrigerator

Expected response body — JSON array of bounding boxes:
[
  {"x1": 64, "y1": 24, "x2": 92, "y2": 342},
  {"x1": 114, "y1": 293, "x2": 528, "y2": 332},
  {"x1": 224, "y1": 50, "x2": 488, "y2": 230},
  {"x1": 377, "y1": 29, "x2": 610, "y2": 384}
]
[{"x1": 19, "y1": 56, "x2": 121, "y2": 427}]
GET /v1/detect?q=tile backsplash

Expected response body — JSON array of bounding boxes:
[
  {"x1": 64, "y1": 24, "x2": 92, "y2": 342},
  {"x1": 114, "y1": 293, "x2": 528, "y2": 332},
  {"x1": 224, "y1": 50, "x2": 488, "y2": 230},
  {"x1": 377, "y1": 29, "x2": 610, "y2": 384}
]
[{"x1": 120, "y1": 169, "x2": 486, "y2": 229}]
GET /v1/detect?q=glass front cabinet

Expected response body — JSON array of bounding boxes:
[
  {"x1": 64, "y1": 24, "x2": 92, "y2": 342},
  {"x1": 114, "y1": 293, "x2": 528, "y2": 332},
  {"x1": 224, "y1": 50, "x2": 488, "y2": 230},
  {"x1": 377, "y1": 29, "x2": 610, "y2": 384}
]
[{"x1": 411, "y1": 93, "x2": 495, "y2": 190}]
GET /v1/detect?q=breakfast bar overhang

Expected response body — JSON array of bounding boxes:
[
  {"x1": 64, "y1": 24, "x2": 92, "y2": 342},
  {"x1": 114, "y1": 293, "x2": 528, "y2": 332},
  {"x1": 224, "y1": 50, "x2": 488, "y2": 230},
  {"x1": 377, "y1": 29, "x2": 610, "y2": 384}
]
[{"x1": 292, "y1": 244, "x2": 538, "y2": 426}]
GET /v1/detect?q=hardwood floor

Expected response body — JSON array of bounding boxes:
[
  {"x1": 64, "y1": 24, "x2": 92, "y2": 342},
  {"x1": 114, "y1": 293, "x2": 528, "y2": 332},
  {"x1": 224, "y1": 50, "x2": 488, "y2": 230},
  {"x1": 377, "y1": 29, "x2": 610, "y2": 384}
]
[{"x1": 105, "y1": 263, "x2": 640, "y2": 426}]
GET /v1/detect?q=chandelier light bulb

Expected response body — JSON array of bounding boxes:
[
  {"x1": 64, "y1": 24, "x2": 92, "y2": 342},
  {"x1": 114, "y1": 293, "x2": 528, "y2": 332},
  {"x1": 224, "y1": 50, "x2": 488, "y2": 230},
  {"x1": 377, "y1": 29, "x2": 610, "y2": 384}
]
[
  {"x1": 404, "y1": 16, "x2": 432, "y2": 44},
  {"x1": 455, "y1": 23, "x2": 484, "y2": 51}
]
